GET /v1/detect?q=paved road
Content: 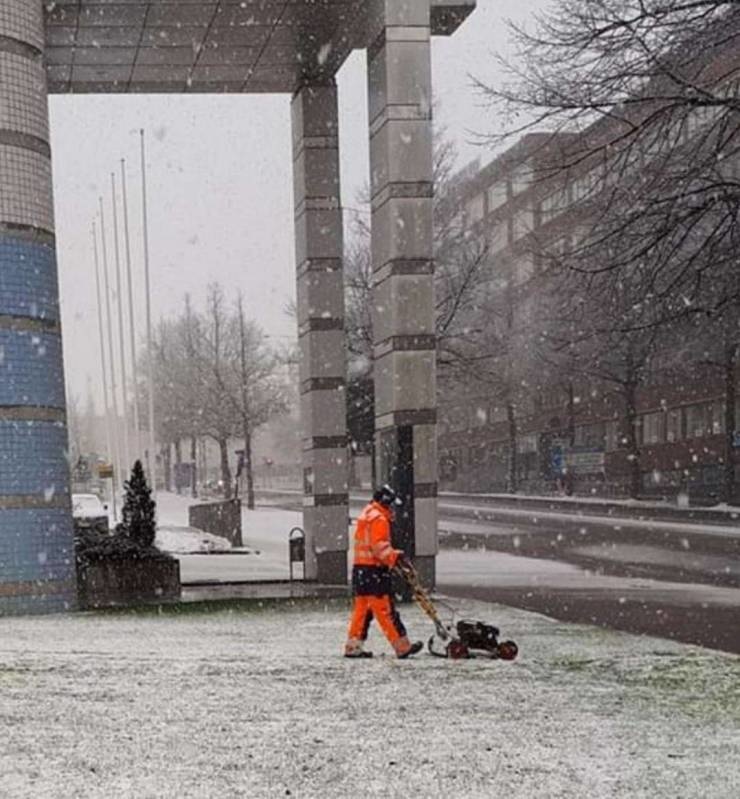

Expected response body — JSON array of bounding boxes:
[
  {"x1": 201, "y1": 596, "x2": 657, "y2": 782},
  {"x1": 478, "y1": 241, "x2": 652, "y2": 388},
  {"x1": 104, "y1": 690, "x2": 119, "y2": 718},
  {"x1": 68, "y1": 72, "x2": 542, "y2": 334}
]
[{"x1": 433, "y1": 505, "x2": 740, "y2": 654}]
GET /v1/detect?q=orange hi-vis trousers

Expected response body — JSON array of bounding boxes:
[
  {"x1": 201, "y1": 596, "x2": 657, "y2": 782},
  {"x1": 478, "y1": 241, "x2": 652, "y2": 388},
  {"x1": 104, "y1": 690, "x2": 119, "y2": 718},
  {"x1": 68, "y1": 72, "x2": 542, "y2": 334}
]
[{"x1": 346, "y1": 594, "x2": 412, "y2": 656}]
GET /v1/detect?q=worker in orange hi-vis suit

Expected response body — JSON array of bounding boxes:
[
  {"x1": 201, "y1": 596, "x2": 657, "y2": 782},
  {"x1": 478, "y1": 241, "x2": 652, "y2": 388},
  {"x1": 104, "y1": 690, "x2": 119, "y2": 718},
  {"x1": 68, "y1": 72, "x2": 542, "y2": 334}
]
[{"x1": 344, "y1": 484, "x2": 423, "y2": 659}]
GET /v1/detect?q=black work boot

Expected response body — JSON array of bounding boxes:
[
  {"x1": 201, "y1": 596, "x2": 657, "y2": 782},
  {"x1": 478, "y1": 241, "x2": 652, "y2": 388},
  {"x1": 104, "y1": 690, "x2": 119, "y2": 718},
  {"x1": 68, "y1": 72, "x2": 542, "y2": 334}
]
[
  {"x1": 344, "y1": 648, "x2": 373, "y2": 659},
  {"x1": 397, "y1": 641, "x2": 423, "y2": 659}
]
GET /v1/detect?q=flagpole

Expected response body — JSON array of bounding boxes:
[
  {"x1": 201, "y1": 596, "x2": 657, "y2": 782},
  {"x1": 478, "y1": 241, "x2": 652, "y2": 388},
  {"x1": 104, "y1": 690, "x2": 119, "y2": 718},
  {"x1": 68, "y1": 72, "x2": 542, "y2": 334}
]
[
  {"x1": 92, "y1": 221, "x2": 117, "y2": 522},
  {"x1": 110, "y1": 172, "x2": 131, "y2": 481},
  {"x1": 140, "y1": 129, "x2": 157, "y2": 498},
  {"x1": 98, "y1": 197, "x2": 123, "y2": 502},
  {"x1": 120, "y1": 158, "x2": 141, "y2": 465}
]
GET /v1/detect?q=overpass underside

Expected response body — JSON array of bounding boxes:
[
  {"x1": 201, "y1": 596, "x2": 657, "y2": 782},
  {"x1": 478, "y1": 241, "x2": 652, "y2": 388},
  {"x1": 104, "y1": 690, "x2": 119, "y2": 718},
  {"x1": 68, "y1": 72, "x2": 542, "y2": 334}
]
[{"x1": 0, "y1": 0, "x2": 474, "y2": 613}]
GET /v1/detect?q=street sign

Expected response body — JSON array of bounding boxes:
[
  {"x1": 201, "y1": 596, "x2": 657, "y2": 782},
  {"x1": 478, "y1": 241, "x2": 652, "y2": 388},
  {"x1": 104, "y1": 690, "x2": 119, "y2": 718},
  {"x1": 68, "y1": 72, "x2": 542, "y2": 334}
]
[{"x1": 98, "y1": 464, "x2": 114, "y2": 479}]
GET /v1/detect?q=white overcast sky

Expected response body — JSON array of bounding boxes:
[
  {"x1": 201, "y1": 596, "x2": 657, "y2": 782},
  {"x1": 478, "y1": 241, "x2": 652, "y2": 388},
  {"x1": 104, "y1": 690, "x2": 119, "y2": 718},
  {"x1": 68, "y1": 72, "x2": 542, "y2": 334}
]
[{"x1": 50, "y1": 0, "x2": 544, "y2": 406}]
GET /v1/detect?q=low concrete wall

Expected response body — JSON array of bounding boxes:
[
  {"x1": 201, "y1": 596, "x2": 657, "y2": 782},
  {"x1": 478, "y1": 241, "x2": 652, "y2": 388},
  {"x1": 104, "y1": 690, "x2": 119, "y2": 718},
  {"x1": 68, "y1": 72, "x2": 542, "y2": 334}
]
[
  {"x1": 77, "y1": 558, "x2": 180, "y2": 609},
  {"x1": 189, "y1": 499, "x2": 242, "y2": 547}
]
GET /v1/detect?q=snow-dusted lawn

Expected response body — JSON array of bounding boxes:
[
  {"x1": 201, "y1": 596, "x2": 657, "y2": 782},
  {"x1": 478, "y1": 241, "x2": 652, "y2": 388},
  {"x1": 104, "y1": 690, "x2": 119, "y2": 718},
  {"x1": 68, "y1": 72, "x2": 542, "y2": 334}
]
[{"x1": 1, "y1": 601, "x2": 738, "y2": 798}]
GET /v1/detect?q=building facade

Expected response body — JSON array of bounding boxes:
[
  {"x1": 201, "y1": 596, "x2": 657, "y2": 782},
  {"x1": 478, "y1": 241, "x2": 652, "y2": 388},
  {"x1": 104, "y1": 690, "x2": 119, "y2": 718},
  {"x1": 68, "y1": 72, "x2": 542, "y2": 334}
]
[{"x1": 439, "y1": 63, "x2": 740, "y2": 502}]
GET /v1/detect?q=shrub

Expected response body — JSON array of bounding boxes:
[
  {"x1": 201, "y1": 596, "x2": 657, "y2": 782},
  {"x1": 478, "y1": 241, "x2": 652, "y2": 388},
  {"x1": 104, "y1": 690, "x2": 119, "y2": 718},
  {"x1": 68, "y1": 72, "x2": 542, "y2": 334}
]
[{"x1": 119, "y1": 459, "x2": 157, "y2": 548}]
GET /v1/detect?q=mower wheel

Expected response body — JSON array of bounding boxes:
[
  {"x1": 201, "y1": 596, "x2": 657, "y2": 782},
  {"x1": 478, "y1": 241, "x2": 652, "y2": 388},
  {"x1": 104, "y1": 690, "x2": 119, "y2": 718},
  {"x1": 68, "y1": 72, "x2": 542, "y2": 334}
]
[
  {"x1": 446, "y1": 639, "x2": 470, "y2": 659},
  {"x1": 497, "y1": 640, "x2": 518, "y2": 661}
]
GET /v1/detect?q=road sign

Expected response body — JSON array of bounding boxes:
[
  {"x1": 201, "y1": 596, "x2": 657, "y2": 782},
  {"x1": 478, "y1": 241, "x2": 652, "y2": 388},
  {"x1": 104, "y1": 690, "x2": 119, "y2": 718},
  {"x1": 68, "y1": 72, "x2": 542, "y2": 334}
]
[{"x1": 98, "y1": 464, "x2": 114, "y2": 479}]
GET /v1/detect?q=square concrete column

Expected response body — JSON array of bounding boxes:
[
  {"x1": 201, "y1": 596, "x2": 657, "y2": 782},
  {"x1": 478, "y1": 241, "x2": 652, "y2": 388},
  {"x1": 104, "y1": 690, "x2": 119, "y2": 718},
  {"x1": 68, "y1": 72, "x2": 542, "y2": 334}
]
[
  {"x1": 367, "y1": 0, "x2": 438, "y2": 588},
  {"x1": 0, "y1": 1, "x2": 76, "y2": 613},
  {"x1": 291, "y1": 80, "x2": 348, "y2": 585}
]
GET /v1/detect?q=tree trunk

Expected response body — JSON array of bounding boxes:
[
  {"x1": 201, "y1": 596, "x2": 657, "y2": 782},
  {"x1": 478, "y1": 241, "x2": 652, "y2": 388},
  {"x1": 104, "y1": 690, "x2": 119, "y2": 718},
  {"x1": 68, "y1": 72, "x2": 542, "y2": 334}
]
[
  {"x1": 174, "y1": 439, "x2": 182, "y2": 495},
  {"x1": 243, "y1": 423, "x2": 255, "y2": 510},
  {"x1": 566, "y1": 381, "x2": 576, "y2": 447},
  {"x1": 722, "y1": 341, "x2": 738, "y2": 505},
  {"x1": 623, "y1": 379, "x2": 641, "y2": 499},
  {"x1": 199, "y1": 438, "x2": 207, "y2": 489},
  {"x1": 163, "y1": 444, "x2": 172, "y2": 493},
  {"x1": 190, "y1": 436, "x2": 198, "y2": 498},
  {"x1": 506, "y1": 400, "x2": 518, "y2": 493},
  {"x1": 218, "y1": 438, "x2": 232, "y2": 499}
]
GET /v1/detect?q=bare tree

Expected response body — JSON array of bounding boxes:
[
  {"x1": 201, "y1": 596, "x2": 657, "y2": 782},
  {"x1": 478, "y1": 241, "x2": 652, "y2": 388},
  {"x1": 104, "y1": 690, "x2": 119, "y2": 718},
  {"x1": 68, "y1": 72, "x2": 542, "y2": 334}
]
[
  {"x1": 147, "y1": 286, "x2": 288, "y2": 502},
  {"x1": 231, "y1": 294, "x2": 288, "y2": 509},
  {"x1": 472, "y1": 0, "x2": 740, "y2": 497}
]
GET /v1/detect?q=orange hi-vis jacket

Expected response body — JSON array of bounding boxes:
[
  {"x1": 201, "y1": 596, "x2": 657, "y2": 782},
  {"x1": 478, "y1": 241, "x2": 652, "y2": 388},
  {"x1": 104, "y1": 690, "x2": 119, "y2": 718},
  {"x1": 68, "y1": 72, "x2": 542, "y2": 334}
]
[{"x1": 352, "y1": 500, "x2": 402, "y2": 570}]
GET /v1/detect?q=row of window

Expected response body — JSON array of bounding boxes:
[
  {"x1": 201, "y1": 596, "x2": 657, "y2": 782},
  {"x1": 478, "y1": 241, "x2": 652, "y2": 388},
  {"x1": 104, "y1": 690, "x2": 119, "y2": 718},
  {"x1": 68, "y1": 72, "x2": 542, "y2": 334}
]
[
  {"x1": 460, "y1": 79, "x2": 740, "y2": 256},
  {"x1": 633, "y1": 401, "x2": 730, "y2": 447},
  {"x1": 441, "y1": 398, "x2": 739, "y2": 451}
]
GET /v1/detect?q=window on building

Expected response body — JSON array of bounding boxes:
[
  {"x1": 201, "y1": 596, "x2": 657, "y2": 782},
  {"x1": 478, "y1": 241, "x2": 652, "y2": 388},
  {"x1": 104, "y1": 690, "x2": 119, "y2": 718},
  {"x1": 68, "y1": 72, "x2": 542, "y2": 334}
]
[
  {"x1": 686, "y1": 404, "x2": 705, "y2": 438},
  {"x1": 487, "y1": 181, "x2": 507, "y2": 213},
  {"x1": 489, "y1": 222, "x2": 508, "y2": 255},
  {"x1": 571, "y1": 170, "x2": 600, "y2": 204},
  {"x1": 519, "y1": 434, "x2": 538, "y2": 454},
  {"x1": 512, "y1": 207, "x2": 534, "y2": 241},
  {"x1": 686, "y1": 401, "x2": 725, "y2": 438},
  {"x1": 666, "y1": 408, "x2": 683, "y2": 442},
  {"x1": 514, "y1": 254, "x2": 535, "y2": 284},
  {"x1": 540, "y1": 188, "x2": 569, "y2": 223},
  {"x1": 465, "y1": 193, "x2": 485, "y2": 224},
  {"x1": 642, "y1": 411, "x2": 665, "y2": 445},
  {"x1": 574, "y1": 422, "x2": 606, "y2": 448},
  {"x1": 711, "y1": 401, "x2": 725, "y2": 435},
  {"x1": 605, "y1": 420, "x2": 619, "y2": 452},
  {"x1": 510, "y1": 164, "x2": 530, "y2": 195}
]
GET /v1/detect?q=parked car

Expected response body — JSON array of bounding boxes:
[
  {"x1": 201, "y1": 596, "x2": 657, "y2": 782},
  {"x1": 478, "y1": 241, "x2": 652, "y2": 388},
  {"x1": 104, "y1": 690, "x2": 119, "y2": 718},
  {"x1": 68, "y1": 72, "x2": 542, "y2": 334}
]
[{"x1": 72, "y1": 494, "x2": 110, "y2": 535}]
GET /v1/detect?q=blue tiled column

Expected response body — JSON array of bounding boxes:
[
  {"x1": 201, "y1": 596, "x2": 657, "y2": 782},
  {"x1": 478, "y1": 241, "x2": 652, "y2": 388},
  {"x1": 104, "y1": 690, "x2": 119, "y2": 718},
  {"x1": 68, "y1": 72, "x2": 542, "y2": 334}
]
[{"x1": 0, "y1": 1, "x2": 76, "y2": 614}]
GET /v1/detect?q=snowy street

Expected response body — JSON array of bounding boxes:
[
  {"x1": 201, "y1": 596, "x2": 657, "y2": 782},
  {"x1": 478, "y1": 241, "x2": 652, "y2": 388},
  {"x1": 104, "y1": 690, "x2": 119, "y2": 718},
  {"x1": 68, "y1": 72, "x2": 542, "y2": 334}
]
[{"x1": 2, "y1": 599, "x2": 739, "y2": 798}]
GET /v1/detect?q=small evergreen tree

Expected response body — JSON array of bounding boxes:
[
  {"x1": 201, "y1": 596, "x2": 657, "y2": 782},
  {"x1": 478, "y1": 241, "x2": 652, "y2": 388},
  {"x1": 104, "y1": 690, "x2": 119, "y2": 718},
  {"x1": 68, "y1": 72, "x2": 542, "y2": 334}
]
[{"x1": 120, "y1": 460, "x2": 157, "y2": 549}]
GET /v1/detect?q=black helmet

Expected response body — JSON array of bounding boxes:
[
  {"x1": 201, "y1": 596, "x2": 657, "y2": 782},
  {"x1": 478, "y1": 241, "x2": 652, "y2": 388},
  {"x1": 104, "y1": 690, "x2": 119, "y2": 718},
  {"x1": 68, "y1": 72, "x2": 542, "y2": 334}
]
[{"x1": 373, "y1": 483, "x2": 402, "y2": 507}]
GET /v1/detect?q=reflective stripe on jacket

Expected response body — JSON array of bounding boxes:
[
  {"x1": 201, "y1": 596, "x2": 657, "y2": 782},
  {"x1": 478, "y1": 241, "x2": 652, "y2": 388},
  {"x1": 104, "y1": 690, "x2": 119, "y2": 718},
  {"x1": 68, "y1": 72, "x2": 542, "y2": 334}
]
[{"x1": 352, "y1": 501, "x2": 401, "y2": 569}]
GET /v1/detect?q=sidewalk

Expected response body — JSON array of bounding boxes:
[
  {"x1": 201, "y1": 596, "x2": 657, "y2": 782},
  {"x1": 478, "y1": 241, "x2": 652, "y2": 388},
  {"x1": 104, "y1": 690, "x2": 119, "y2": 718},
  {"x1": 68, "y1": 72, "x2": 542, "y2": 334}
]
[
  {"x1": 255, "y1": 487, "x2": 740, "y2": 527},
  {"x1": 2, "y1": 599, "x2": 738, "y2": 798}
]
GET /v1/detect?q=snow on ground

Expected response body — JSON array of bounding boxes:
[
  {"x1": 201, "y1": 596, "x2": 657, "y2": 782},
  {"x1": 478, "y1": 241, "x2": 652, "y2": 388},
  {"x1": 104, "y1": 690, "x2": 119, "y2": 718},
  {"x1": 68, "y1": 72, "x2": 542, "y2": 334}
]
[
  {"x1": 155, "y1": 525, "x2": 233, "y2": 554},
  {"x1": 1, "y1": 601, "x2": 738, "y2": 798}
]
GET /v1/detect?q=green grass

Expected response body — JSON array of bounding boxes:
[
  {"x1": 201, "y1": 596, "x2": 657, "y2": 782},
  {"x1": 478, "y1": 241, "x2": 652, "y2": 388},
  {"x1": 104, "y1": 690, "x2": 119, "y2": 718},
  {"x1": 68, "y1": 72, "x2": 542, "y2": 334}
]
[
  {"x1": 551, "y1": 651, "x2": 740, "y2": 721},
  {"x1": 85, "y1": 595, "x2": 352, "y2": 618}
]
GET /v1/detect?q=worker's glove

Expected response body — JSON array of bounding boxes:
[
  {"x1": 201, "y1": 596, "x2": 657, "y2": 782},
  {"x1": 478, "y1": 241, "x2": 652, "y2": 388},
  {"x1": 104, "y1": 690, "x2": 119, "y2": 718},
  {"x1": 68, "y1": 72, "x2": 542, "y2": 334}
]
[{"x1": 396, "y1": 553, "x2": 414, "y2": 574}]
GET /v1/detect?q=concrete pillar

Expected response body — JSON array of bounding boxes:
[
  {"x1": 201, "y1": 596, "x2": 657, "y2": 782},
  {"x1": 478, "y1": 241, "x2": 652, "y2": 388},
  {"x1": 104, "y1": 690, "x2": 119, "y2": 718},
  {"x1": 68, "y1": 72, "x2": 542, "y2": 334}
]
[
  {"x1": 291, "y1": 80, "x2": 348, "y2": 585},
  {"x1": 0, "y1": 1, "x2": 76, "y2": 613},
  {"x1": 367, "y1": 0, "x2": 438, "y2": 588}
]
